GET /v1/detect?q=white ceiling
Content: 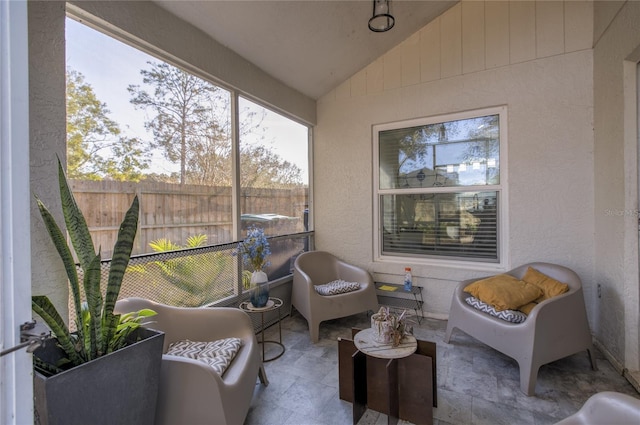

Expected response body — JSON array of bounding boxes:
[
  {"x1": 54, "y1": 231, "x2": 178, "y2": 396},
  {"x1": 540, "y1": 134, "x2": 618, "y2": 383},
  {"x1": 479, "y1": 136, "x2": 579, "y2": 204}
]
[{"x1": 154, "y1": 0, "x2": 458, "y2": 99}]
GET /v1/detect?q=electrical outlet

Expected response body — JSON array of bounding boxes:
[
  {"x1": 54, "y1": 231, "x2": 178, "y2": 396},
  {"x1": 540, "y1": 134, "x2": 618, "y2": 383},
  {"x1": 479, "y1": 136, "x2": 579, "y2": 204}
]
[{"x1": 597, "y1": 283, "x2": 602, "y2": 298}]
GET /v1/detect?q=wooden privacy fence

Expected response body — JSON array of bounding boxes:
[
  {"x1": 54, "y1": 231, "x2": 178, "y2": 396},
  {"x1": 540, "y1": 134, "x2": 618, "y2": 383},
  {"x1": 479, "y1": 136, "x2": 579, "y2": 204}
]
[{"x1": 70, "y1": 179, "x2": 308, "y2": 258}]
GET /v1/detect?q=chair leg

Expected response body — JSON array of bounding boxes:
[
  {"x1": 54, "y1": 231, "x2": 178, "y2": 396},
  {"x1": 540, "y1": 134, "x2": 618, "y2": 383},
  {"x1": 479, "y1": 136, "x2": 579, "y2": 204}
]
[
  {"x1": 519, "y1": 362, "x2": 539, "y2": 396},
  {"x1": 258, "y1": 365, "x2": 269, "y2": 386},
  {"x1": 587, "y1": 346, "x2": 598, "y2": 371},
  {"x1": 444, "y1": 323, "x2": 454, "y2": 343},
  {"x1": 310, "y1": 324, "x2": 320, "y2": 343}
]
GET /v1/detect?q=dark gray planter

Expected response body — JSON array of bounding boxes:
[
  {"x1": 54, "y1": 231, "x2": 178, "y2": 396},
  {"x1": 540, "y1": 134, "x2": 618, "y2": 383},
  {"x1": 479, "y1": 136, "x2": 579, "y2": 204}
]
[{"x1": 33, "y1": 327, "x2": 164, "y2": 425}]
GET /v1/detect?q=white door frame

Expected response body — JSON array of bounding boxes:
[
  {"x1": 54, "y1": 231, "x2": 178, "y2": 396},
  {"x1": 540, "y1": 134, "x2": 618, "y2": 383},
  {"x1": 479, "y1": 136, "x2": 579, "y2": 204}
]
[
  {"x1": 635, "y1": 61, "x2": 640, "y2": 375},
  {"x1": 624, "y1": 54, "x2": 640, "y2": 381},
  {"x1": 1, "y1": 0, "x2": 33, "y2": 423},
  {"x1": 630, "y1": 59, "x2": 640, "y2": 376}
]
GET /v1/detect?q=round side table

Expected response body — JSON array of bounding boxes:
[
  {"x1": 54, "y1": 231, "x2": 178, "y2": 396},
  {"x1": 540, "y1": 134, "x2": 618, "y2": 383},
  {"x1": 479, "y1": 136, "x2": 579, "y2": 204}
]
[
  {"x1": 351, "y1": 328, "x2": 418, "y2": 425},
  {"x1": 353, "y1": 328, "x2": 417, "y2": 359},
  {"x1": 239, "y1": 297, "x2": 285, "y2": 362}
]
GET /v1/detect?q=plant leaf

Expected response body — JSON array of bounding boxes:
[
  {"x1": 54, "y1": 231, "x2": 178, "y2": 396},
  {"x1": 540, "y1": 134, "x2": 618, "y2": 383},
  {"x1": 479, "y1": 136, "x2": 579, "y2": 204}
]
[
  {"x1": 186, "y1": 234, "x2": 207, "y2": 248},
  {"x1": 102, "y1": 312, "x2": 120, "y2": 354},
  {"x1": 109, "y1": 308, "x2": 156, "y2": 353},
  {"x1": 102, "y1": 195, "x2": 139, "y2": 349},
  {"x1": 57, "y1": 157, "x2": 95, "y2": 272},
  {"x1": 81, "y1": 303, "x2": 91, "y2": 353},
  {"x1": 35, "y1": 196, "x2": 84, "y2": 340},
  {"x1": 149, "y1": 238, "x2": 179, "y2": 252},
  {"x1": 83, "y1": 252, "x2": 103, "y2": 360},
  {"x1": 118, "y1": 308, "x2": 156, "y2": 325},
  {"x1": 32, "y1": 295, "x2": 84, "y2": 366}
]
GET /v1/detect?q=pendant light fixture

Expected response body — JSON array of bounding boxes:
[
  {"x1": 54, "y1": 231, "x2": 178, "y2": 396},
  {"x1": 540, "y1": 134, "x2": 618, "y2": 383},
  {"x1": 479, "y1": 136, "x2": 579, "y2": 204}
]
[{"x1": 368, "y1": 0, "x2": 395, "y2": 32}]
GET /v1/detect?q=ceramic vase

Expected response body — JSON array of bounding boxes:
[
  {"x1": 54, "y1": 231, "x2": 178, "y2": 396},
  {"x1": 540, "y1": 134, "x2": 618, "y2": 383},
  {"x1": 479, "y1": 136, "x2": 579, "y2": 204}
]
[
  {"x1": 250, "y1": 270, "x2": 269, "y2": 308},
  {"x1": 371, "y1": 313, "x2": 394, "y2": 344}
]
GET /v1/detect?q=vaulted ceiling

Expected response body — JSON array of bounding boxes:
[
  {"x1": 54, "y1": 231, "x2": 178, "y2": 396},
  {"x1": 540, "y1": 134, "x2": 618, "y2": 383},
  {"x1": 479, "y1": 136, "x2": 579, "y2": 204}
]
[{"x1": 154, "y1": 0, "x2": 458, "y2": 99}]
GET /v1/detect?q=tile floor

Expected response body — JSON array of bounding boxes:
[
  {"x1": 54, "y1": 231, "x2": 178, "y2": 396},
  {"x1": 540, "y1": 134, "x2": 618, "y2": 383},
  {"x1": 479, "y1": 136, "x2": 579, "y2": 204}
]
[{"x1": 245, "y1": 311, "x2": 639, "y2": 425}]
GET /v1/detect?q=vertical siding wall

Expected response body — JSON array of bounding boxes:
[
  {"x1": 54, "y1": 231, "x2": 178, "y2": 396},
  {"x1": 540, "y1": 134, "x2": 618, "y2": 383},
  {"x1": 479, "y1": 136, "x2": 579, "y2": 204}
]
[
  {"x1": 328, "y1": 0, "x2": 592, "y2": 100},
  {"x1": 315, "y1": 0, "x2": 595, "y2": 320}
]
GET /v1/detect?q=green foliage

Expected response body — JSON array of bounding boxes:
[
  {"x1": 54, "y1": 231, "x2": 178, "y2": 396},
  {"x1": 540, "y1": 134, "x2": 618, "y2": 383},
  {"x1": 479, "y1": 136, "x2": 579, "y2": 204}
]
[
  {"x1": 110, "y1": 309, "x2": 157, "y2": 352},
  {"x1": 186, "y1": 234, "x2": 208, "y2": 247},
  {"x1": 148, "y1": 234, "x2": 207, "y2": 252},
  {"x1": 148, "y1": 238, "x2": 181, "y2": 252},
  {"x1": 148, "y1": 235, "x2": 207, "y2": 285},
  {"x1": 240, "y1": 144, "x2": 304, "y2": 188},
  {"x1": 242, "y1": 270, "x2": 252, "y2": 290},
  {"x1": 148, "y1": 234, "x2": 233, "y2": 306},
  {"x1": 32, "y1": 158, "x2": 154, "y2": 371},
  {"x1": 66, "y1": 68, "x2": 149, "y2": 181}
]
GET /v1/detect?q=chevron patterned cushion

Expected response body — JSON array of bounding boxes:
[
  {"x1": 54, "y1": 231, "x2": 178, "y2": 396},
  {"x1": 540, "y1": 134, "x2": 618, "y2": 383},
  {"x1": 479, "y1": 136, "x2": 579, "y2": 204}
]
[
  {"x1": 166, "y1": 338, "x2": 242, "y2": 376},
  {"x1": 314, "y1": 279, "x2": 361, "y2": 296},
  {"x1": 464, "y1": 296, "x2": 528, "y2": 324}
]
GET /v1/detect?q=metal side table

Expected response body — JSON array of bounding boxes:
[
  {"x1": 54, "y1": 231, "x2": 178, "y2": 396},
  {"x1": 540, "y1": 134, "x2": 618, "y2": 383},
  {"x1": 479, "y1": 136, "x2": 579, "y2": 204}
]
[
  {"x1": 375, "y1": 282, "x2": 424, "y2": 323},
  {"x1": 239, "y1": 297, "x2": 285, "y2": 362}
]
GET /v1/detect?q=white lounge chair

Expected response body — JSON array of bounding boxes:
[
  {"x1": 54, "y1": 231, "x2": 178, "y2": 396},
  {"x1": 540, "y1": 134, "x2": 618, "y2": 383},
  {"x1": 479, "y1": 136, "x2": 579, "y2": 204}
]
[
  {"x1": 292, "y1": 251, "x2": 379, "y2": 343},
  {"x1": 444, "y1": 262, "x2": 597, "y2": 396},
  {"x1": 115, "y1": 297, "x2": 267, "y2": 425}
]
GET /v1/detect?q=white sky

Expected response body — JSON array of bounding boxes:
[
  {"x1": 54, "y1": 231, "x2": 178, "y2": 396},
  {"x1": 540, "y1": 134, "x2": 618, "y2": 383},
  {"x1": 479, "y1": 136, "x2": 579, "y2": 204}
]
[{"x1": 65, "y1": 17, "x2": 309, "y2": 181}]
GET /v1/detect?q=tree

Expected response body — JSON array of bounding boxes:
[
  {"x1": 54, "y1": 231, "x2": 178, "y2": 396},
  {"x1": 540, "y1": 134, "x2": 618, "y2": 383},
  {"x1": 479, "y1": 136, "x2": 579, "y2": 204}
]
[
  {"x1": 128, "y1": 62, "x2": 216, "y2": 185},
  {"x1": 66, "y1": 69, "x2": 149, "y2": 181},
  {"x1": 185, "y1": 92, "x2": 234, "y2": 186},
  {"x1": 240, "y1": 145, "x2": 303, "y2": 188},
  {"x1": 129, "y1": 60, "x2": 304, "y2": 188}
]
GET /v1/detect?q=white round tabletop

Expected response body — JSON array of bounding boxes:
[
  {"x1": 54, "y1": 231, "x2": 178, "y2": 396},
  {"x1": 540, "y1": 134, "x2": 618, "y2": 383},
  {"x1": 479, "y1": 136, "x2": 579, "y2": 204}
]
[
  {"x1": 239, "y1": 297, "x2": 283, "y2": 313},
  {"x1": 353, "y1": 328, "x2": 417, "y2": 359}
]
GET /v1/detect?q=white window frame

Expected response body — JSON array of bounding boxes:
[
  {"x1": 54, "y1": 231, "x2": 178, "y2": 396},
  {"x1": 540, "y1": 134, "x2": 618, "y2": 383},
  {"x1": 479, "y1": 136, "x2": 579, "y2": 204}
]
[{"x1": 373, "y1": 106, "x2": 509, "y2": 270}]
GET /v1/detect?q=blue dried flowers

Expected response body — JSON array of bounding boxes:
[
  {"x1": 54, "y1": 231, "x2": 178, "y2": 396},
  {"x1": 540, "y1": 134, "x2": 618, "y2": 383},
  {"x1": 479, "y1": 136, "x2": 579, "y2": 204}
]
[{"x1": 234, "y1": 226, "x2": 271, "y2": 271}]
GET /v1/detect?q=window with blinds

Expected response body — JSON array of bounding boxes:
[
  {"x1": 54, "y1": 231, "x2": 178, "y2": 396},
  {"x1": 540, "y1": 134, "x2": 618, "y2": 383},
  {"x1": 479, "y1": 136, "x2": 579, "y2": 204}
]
[{"x1": 374, "y1": 107, "x2": 506, "y2": 263}]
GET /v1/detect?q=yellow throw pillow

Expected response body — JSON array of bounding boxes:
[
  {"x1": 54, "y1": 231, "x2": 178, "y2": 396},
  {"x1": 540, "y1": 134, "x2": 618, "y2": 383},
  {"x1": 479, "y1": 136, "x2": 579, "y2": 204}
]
[
  {"x1": 464, "y1": 274, "x2": 542, "y2": 311},
  {"x1": 522, "y1": 267, "x2": 569, "y2": 303},
  {"x1": 518, "y1": 302, "x2": 537, "y2": 315}
]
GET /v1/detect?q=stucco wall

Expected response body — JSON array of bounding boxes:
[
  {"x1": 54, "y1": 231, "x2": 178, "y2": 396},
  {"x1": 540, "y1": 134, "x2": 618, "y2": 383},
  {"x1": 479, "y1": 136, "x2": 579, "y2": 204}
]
[
  {"x1": 315, "y1": 1, "x2": 595, "y2": 319},
  {"x1": 593, "y1": 0, "x2": 640, "y2": 374},
  {"x1": 29, "y1": 1, "x2": 69, "y2": 318}
]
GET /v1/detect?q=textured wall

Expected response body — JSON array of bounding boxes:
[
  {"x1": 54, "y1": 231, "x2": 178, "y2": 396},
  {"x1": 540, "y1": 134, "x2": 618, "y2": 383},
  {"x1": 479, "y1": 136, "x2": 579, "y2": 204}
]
[
  {"x1": 315, "y1": 1, "x2": 595, "y2": 319},
  {"x1": 28, "y1": 1, "x2": 69, "y2": 320},
  {"x1": 593, "y1": 0, "x2": 640, "y2": 374}
]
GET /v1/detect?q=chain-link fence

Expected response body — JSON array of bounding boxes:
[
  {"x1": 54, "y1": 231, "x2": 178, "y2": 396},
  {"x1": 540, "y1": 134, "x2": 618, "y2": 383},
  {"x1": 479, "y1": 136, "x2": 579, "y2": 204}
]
[
  {"x1": 118, "y1": 241, "x2": 240, "y2": 307},
  {"x1": 70, "y1": 232, "x2": 313, "y2": 329}
]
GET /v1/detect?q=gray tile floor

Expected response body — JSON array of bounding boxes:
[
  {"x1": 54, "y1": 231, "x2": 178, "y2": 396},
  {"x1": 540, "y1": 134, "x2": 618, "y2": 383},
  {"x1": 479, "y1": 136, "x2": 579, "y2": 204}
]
[{"x1": 245, "y1": 311, "x2": 639, "y2": 425}]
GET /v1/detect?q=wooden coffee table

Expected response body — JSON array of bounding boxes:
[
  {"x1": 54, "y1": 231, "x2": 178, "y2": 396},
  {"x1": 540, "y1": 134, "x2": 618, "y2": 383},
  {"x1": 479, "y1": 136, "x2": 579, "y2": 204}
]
[{"x1": 338, "y1": 328, "x2": 436, "y2": 425}]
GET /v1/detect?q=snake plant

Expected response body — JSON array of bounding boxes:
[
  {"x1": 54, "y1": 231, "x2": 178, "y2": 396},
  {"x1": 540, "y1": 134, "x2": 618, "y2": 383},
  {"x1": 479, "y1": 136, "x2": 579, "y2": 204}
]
[{"x1": 32, "y1": 158, "x2": 154, "y2": 371}]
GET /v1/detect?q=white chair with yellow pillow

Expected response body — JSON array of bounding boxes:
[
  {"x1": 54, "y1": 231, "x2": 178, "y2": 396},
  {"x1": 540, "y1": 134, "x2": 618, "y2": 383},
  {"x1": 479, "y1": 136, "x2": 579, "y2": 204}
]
[{"x1": 444, "y1": 262, "x2": 597, "y2": 396}]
